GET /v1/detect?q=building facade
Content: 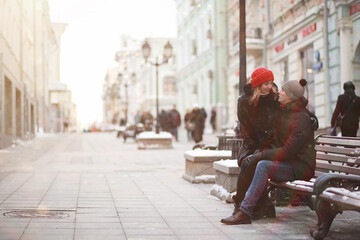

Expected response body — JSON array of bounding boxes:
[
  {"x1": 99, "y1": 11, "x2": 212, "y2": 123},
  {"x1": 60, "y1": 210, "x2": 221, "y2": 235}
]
[
  {"x1": 0, "y1": 0, "x2": 68, "y2": 148},
  {"x1": 329, "y1": 0, "x2": 360, "y2": 96},
  {"x1": 175, "y1": 0, "x2": 228, "y2": 131},
  {"x1": 225, "y1": 0, "x2": 360, "y2": 130},
  {"x1": 102, "y1": 36, "x2": 177, "y2": 126},
  {"x1": 227, "y1": 0, "x2": 266, "y2": 125},
  {"x1": 49, "y1": 82, "x2": 77, "y2": 133}
]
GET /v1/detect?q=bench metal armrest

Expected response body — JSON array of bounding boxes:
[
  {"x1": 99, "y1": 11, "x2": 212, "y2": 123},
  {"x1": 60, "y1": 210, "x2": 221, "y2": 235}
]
[{"x1": 313, "y1": 173, "x2": 360, "y2": 196}]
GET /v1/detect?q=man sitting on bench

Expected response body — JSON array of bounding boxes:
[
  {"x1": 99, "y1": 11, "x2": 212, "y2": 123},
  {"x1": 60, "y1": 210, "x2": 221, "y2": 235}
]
[{"x1": 221, "y1": 79, "x2": 318, "y2": 225}]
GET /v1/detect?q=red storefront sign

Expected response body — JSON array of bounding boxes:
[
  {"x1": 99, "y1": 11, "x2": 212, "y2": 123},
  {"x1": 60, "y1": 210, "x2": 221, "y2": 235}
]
[
  {"x1": 274, "y1": 42, "x2": 284, "y2": 52},
  {"x1": 350, "y1": 2, "x2": 360, "y2": 15},
  {"x1": 302, "y1": 23, "x2": 316, "y2": 38}
]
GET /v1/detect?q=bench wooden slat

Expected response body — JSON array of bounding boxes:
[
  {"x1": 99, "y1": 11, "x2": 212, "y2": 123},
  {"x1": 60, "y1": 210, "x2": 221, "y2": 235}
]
[
  {"x1": 268, "y1": 180, "x2": 313, "y2": 193},
  {"x1": 314, "y1": 171, "x2": 327, "y2": 177},
  {"x1": 325, "y1": 187, "x2": 360, "y2": 200},
  {"x1": 317, "y1": 136, "x2": 360, "y2": 148},
  {"x1": 316, "y1": 162, "x2": 360, "y2": 175},
  {"x1": 316, "y1": 153, "x2": 360, "y2": 164},
  {"x1": 315, "y1": 145, "x2": 357, "y2": 155},
  {"x1": 320, "y1": 191, "x2": 360, "y2": 209}
]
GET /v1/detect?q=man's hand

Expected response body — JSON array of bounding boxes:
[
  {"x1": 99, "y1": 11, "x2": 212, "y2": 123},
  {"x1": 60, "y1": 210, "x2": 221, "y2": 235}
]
[{"x1": 240, "y1": 153, "x2": 262, "y2": 169}]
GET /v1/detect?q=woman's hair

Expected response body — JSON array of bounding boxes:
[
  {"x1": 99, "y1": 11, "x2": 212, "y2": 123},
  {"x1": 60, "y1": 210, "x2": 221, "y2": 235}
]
[{"x1": 248, "y1": 84, "x2": 278, "y2": 107}]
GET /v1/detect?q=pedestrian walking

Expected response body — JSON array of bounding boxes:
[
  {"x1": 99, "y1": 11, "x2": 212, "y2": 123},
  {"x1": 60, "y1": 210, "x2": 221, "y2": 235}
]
[
  {"x1": 159, "y1": 110, "x2": 170, "y2": 132},
  {"x1": 210, "y1": 107, "x2": 217, "y2": 133},
  {"x1": 221, "y1": 79, "x2": 319, "y2": 225},
  {"x1": 134, "y1": 110, "x2": 141, "y2": 124},
  {"x1": 169, "y1": 105, "x2": 181, "y2": 141},
  {"x1": 330, "y1": 81, "x2": 360, "y2": 137},
  {"x1": 184, "y1": 109, "x2": 193, "y2": 141},
  {"x1": 141, "y1": 110, "x2": 154, "y2": 131},
  {"x1": 222, "y1": 67, "x2": 281, "y2": 222},
  {"x1": 190, "y1": 104, "x2": 205, "y2": 143}
]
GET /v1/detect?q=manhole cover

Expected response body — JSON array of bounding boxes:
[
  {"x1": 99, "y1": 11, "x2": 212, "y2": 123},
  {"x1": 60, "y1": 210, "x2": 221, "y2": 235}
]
[{"x1": 3, "y1": 209, "x2": 75, "y2": 219}]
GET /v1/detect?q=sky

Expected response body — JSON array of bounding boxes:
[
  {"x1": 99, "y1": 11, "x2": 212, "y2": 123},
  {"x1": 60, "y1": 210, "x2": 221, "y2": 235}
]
[{"x1": 48, "y1": 0, "x2": 177, "y2": 128}]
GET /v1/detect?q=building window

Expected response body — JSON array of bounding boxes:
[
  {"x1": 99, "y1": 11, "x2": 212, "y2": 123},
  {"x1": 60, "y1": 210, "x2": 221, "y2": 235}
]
[
  {"x1": 301, "y1": 46, "x2": 315, "y2": 113},
  {"x1": 192, "y1": 39, "x2": 197, "y2": 55},
  {"x1": 163, "y1": 76, "x2": 176, "y2": 96},
  {"x1": 254, "y1": 28, "x2": 262, "y2": 39},
  {"x1": 281, "y1": 59, "x2": 288, "y2": 85}
]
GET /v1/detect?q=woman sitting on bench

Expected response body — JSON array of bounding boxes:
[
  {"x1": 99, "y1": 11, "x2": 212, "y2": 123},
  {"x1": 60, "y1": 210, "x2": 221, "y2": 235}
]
[{"x1": 221, "y1": 79, "x2": 318, "y2": 225}]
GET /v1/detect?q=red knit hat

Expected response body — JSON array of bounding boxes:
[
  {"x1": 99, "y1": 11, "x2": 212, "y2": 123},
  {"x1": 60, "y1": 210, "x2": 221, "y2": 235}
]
[{"x1": 250, "y1": 67, "x2": 274, "y2": 88}]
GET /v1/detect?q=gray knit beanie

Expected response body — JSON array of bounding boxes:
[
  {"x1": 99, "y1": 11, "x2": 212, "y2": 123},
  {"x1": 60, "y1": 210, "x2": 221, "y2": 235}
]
[{"x1": 282, "y1": 79, "x2": 307, "y2": 100}]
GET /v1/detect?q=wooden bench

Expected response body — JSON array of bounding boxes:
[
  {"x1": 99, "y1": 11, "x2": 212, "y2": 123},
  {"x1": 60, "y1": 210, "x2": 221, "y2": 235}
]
[{"x1": 268, "y1": 135, "x2": 360, "y2": 239}]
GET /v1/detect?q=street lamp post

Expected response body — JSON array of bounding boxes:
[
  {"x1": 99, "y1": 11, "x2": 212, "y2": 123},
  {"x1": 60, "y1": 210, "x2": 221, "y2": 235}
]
[
  {"x1": 141, "y1": 40, "x2": 173, "y2": 134},
  {"x1": 117, "y1": 72, "x2": 136, "y2": 125}
]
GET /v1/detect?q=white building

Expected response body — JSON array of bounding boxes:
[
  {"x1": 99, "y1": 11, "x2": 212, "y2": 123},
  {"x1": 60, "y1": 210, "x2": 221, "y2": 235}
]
[
  {"x1": 175, "y1": 0, "x2": 228, "y2": 131},
  {"x1": 138, "y1": 37, "x2": 177, "y2": 117},
  {"x1": 102, "y1": 36, "x2": 177, "y2": 126}
]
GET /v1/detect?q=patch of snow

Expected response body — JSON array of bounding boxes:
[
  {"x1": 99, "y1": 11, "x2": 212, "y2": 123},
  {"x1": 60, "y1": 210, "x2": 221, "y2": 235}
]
[
  {"x1": 137, "y1": 131, "x2": 172, "y2": 139},
  {"x1": 214, "y1": 159, "x2": 238, "y2": 168},
  {"x1": 325, "y1": 187, "x2": 351, "y2": 195},
  {"x1": 291, "y1": 180, "x2": 314, "y2": 187},
  {"x1": 185, "y1": 149, "x2": 231, "y2": 157},
  {"x1": 323, "y1": 187, "x2": 360, "y2": 200},
  {"x1": 12, "y1": 139, "x2": 31, "y2": 147},
  {"x1": 322, "y1": 191, "x2": 335, "y2": 197},
  {"x1": 210, "y1": 184, "x2": 236, "y2": 203},
  {"x1": 138, "y1": 143, "x2": 172, "y2": 149},
  {"x1": 195, "y1": 175, "x2": 215, "y2": 181}
]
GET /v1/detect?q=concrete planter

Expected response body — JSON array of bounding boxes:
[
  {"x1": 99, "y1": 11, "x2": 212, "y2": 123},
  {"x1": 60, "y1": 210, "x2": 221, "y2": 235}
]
[
  {"x1": 136, "y1": 131, "x2": 173, "y2": 149},
  {"x1": 182, "y1": 149, "x2": 232, "y2": 184},
  {"x1": 211, "y1": 159, "x2": 240, "y2": 202}
]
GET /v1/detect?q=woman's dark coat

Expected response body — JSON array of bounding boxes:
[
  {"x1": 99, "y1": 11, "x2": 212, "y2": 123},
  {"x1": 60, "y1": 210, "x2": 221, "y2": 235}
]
[
  {"x1": 190, "y1": 109, "x2": 206, "y2": 143},
  {"x1": 260, "y1": 97, "x2": 318, "y2": 181},
  {"x1": 237, "y1": 83, "x2": 281, "y2": 165},
  {"x1": 331, "y1": 90, "x2": 360, "y2": 132}
]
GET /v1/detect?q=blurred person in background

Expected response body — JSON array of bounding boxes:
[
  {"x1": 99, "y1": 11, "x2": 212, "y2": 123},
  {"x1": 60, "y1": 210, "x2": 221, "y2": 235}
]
[
  {"x1": 331, "y1": 81, "x2": 360, "y2": 137},
  {"x1": 169, "y1": 106, "x2": 181, "y2": 141}
]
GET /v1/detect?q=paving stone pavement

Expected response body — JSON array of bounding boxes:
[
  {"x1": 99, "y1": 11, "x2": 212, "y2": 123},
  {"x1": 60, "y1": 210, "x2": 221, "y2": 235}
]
[{"x1": 0, "y1": 131, "x2": 359, "y2": 240}]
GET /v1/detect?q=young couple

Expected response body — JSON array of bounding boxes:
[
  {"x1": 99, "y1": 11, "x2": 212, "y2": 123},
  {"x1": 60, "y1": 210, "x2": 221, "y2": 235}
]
[{"x1": 221, "y1": 67, "x2": 318, "y2": 225}]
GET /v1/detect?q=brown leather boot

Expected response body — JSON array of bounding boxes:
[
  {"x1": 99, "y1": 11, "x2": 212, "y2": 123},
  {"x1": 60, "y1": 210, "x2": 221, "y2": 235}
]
[{"x1": 220, "y1": 208, "x2": 252, "y2": 225}]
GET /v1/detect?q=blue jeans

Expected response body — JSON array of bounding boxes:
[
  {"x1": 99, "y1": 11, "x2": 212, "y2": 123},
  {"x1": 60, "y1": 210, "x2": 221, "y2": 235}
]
[
  {"x1": 240, "y1": 160, "x2": 295, "y2": 217},
  {"x1": 170, "y1": 127, "x2": 178, "y2": 141}
]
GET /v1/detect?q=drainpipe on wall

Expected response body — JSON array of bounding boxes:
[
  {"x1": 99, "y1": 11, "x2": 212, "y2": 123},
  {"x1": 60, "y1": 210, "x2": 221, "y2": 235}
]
[
  {"x1": 33, "y1": 0, "x2": 38, "y2": 135},
  {"x1": 263, "y1": 0, "x2": 271, "y2": 68},
  {"x1": 239, "y1": 0, "x2": 246, "y2": 96},
  {"x1": 323, "y1": 0, "x2": 331, "y2": 126},
  {"x1": 222, "y1": 0, "x2": 229, "y2": 128},
  {"x1": 0, "y1": 52, "x2": 3, "y2": 134}
]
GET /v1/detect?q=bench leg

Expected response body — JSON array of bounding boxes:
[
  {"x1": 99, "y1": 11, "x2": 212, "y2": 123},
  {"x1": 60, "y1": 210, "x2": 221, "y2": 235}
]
[
  {"x1": 304, "y1": 195, "x2": 314, "y2": 210},
  {"x1": 310, "y1": 198, "x2": 340, "y2": 240}
]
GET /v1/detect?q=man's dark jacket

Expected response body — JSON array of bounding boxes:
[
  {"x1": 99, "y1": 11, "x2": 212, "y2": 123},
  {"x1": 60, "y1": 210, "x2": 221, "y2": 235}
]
[{"x1": 260, "y1": 97, "x2": 318, "y2": 181}]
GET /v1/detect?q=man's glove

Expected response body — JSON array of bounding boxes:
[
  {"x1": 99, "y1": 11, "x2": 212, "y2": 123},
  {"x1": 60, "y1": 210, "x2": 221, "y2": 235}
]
[{"x1": 240, "y1": 153, "x2": 262, "y2": 169}]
